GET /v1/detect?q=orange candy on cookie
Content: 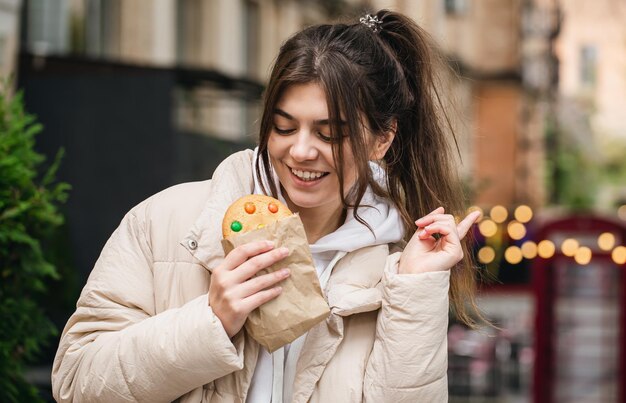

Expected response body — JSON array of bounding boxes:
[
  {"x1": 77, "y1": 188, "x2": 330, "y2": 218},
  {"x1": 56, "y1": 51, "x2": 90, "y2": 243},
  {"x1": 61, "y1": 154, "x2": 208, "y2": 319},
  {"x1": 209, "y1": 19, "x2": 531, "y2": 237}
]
[
  {"x1": 244, "y1": 202, "x2": 256, "y2": 214},
  {"x1": 222, "y1": 195, "x2": 293, "y2": 238}
]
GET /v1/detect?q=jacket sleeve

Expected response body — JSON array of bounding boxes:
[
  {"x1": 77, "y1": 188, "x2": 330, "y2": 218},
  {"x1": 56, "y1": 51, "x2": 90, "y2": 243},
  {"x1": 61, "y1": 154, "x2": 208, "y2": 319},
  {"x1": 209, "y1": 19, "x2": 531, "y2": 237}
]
[
  {"x1": 51, "y1": 206, "x2": 244, "y2": 403},
  {"x1": 363, "y1": 252, "x2": 449, "y2": 402}
]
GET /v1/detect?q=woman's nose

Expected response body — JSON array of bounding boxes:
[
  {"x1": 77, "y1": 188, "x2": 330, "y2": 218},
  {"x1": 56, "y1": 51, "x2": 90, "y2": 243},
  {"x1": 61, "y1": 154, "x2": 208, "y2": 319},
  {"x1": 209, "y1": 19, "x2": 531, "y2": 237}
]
[{"x1": 289, "y1": 131, "x2": 319, "y2": 161}]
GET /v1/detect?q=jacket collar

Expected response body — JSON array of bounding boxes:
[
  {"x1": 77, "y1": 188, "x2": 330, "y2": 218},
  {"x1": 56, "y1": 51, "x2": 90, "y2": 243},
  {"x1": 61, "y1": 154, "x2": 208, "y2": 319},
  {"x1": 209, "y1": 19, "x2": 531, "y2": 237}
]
[{"x1": 180, "y1": 150, "x2": 256, "y2": 272}]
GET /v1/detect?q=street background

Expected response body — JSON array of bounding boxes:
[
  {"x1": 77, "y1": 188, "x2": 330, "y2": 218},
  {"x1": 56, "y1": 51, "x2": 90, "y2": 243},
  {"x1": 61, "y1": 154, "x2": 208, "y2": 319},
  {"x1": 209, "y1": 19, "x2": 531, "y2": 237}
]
[{"x1": 1, "y1": 0, "x2": 626, "y2": 402}]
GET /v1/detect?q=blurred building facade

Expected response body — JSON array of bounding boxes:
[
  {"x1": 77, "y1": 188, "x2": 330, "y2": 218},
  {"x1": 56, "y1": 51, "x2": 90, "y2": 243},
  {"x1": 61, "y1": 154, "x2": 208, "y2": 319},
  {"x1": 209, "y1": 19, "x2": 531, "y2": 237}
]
[
  {"x1": 15, "y1": 0, "x2": 563, "y2": 209},
  {"x1": 23, "y1": 0, "x2": 332, "y2": 142},
  {"x1": 556, "y1": 0, "x2": 626, "y2": 141},
  {"x1": 555, "y1": 0, "x2": 626, "y2": 209},
  {"x1": 0, "y1": 0, "x2": 21, "y2": 80},
  {"x1": 370, "y1": 0, "x2": 559, "y2": 209},
  {"x1": 18, "y1": 0, "x2": 563, "y2": 210}
]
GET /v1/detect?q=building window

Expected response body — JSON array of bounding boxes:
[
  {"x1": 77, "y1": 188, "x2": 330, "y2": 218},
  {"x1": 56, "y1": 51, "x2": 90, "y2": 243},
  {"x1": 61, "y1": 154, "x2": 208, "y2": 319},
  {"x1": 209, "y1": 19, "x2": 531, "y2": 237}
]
[
  {"x1": 445, "y1": 0, "x2": 468, "y2": 15},
  {"x1": 580, "y1": 45, "x2": 597, "y2": 87},
  {"x1": 176, "y1": 0, "x2": 196, "y2": 65},
  {"x1": 26, "y1": 0, "x2": 70, "y2": 55},
  {"x1": 85, "y1": 0, "x2": 103, "y2": 57},
  {"x1": 244, "y1": 0, "x2": 260, "y2": 79},
  {"x1": 82, "y1": 0, "x2": 121, "y2": 60}
]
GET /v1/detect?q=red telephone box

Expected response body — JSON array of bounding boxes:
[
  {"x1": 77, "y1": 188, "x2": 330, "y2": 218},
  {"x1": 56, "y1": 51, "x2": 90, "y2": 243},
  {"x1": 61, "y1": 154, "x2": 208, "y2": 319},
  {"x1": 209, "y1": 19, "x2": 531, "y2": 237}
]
[{"x1": 532, "y1": 215, "x2": 626, "y2": 402}]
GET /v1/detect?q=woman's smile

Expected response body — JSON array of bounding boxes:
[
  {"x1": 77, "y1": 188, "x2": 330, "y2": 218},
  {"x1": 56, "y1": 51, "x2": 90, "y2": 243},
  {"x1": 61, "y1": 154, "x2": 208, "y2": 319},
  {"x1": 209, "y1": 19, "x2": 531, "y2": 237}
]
[{"x1": 287, "y1": 165, "x2": 330, "y2": 186}]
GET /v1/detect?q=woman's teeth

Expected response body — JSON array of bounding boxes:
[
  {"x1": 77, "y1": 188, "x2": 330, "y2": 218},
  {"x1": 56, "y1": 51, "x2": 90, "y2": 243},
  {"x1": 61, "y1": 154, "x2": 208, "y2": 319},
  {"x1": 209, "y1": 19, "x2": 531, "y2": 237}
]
[{"x1": 291, "y1": 168, "x2": 326, "y2": 181}]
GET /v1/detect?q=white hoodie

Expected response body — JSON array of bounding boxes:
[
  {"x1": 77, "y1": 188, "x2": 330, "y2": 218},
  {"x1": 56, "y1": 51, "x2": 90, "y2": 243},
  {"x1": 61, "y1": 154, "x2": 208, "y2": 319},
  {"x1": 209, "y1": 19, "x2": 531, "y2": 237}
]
[{"x1": 246, "y1": 149, "x2": 404, "y2": 403}]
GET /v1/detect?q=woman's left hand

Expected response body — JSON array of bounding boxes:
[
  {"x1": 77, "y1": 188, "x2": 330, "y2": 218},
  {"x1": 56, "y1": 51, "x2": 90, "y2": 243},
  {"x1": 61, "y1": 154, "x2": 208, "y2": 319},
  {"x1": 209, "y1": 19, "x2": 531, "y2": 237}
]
[{"x1": 398, "y1": 207, "x2": 481, "y2": 274}]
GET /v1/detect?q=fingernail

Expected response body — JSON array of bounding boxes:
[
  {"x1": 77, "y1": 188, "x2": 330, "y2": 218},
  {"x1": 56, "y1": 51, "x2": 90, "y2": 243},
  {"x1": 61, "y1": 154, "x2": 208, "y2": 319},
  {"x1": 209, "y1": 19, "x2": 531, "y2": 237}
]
[
  {"x1": 276, "y1": 286, "x2": 283, "y2": 293},
  {"x1": 266, "y1": 241, "x2": 275, "y2": 248},
  {"x1": 280, "y1": 247, "x2": 289, "y2": 255},
  {"x1": 280, "y1": 268, "x2": 290, "y2": 277}
]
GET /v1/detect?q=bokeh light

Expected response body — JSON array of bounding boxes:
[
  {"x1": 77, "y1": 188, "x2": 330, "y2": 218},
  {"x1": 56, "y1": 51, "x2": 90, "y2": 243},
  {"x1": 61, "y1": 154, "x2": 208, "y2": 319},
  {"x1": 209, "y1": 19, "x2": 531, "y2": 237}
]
[
  {"x1": 618, "y1": 205, "x2": 626, "y2": 221},
  {"x1": 612, "y1": 246, "x2": 626, "y2": 264},
  {"x1": 504, "y1": 246, "x2": 523, "y2": 264},
  {"x1": 597, "y1": 232, "x2": 615, "y2": 251},
  {"x1": 574, "y1": 246, "x2": 592, "y2": 265},
  {"x1": 490, "y1": 205, "x2": 508, "y2": 223},
  {"x1": 514, "y1": 205, "x2": 533, "y2": 223},
  {"x1": 478, "y1": 219, "x2": 498, "y2": 237},
  {"x1": 521, "y1": 241, "x2": 538, "y2": 259},
  {"x1": 478, "y1": 246, "x2": 496, "y2": 264},
  {"x1": 561, "y1": 238, "x2": 579, "y2": 257},
  {"x1": 537, "y1": 240, "x2": 556, "y2": 258},
  {"x1": 507, "y1": 221, "x2": 527, "y2": 240}
]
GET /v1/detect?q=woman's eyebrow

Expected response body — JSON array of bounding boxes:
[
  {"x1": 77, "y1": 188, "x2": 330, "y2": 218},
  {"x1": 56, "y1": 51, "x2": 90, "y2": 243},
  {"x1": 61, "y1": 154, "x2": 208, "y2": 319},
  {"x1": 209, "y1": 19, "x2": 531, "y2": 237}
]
[
  {"x1": 273, "y1": 108, "x2": 295, "y2": 121},
  {"x1": 273, "y1": 108, "x2": 346, "y2": 125}
]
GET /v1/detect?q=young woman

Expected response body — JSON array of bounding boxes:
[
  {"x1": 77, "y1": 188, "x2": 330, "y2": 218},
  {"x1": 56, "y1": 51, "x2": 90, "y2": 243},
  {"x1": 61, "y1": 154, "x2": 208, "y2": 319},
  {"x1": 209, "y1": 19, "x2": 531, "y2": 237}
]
[{"x1": 53, "y1": 9, "x2": 482, "y2": 403}]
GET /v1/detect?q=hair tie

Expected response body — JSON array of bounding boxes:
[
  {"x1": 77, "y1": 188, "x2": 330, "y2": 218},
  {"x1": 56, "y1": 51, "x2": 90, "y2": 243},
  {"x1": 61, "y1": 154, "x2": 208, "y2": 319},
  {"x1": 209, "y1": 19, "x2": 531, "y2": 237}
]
[{"x1": 359, "y1": 14, "x2": 383, "y2": 33}]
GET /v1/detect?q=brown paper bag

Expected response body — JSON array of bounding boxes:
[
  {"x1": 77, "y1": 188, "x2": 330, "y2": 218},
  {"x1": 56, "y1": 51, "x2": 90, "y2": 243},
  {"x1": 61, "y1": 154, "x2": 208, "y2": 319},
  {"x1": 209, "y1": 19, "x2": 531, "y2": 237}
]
[{"x1": 221, "y1": 214, "x2": 330, "y2": 352}]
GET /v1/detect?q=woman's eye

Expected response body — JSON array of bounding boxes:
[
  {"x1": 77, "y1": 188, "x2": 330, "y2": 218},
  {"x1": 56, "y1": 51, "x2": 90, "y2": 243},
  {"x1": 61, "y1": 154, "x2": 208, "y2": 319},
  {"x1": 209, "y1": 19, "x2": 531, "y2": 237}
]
[
  {"x1": 273, "y1": 126, "x2": 294, "y2": 135},
  {"x1": 318, "y1": 132, "x2": 333, "y2": 142}
]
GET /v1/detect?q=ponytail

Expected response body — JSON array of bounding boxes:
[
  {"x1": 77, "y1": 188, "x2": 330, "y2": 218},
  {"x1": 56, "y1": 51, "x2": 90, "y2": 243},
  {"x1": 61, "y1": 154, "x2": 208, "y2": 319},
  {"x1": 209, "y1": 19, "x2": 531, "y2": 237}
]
[{"x1": 374, "y1": 10, "x2": 485, "y2": 328}]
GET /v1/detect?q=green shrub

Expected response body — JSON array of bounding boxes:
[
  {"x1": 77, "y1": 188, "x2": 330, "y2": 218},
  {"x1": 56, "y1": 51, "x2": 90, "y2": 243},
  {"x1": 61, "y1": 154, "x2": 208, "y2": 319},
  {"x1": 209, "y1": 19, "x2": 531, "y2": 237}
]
[{"x1": 0, "y1": 82, "x2": 70, "y2": 402}]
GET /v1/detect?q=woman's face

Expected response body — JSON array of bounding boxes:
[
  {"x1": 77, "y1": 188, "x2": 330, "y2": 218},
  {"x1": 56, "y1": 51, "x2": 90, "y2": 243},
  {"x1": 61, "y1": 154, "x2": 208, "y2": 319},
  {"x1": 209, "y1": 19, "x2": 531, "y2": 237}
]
[{"x1": 267, "y1": 82, "x2": 357, "y2": 214}]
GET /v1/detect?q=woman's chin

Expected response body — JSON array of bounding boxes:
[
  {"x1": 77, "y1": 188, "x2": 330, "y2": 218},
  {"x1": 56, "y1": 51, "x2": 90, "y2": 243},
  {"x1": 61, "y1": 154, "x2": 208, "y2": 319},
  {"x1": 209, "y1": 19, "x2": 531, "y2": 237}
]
[
  {"x1": 283, "y1": 191, "x2": 328, "y2": 211},
  {"x1": 286, "y1": 196, "x2": 319, "y2": 211}
]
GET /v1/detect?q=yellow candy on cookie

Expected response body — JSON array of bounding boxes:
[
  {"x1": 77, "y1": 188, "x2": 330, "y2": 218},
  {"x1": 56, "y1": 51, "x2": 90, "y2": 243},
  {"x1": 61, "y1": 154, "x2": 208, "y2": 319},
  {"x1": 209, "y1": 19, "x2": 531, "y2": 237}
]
[{"x1": 222, "y1": 195, "x2": 293, "y2": 238}]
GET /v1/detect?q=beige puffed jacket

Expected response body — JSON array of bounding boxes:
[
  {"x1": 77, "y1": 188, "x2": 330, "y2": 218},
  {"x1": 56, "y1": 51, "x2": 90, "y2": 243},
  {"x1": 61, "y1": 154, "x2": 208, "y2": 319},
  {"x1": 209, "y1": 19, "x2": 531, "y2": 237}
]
[{"x1": 52, "y1": 150, "x2": 450, "y2": 403}]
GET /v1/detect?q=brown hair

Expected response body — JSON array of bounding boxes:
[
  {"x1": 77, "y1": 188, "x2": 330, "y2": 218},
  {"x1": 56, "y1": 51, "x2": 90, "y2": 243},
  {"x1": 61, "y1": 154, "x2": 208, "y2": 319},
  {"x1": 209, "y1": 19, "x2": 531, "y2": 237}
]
[{"x1": 256, "y1": 9, "x2": 483, "y2": 327}]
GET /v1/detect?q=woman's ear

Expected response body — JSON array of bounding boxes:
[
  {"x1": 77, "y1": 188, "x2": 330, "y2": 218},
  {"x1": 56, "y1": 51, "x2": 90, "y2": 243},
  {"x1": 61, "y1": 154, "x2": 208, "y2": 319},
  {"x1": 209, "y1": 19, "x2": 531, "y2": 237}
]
[{"x1": 370, "y1": 120, "x2": 396, "y2": 160}]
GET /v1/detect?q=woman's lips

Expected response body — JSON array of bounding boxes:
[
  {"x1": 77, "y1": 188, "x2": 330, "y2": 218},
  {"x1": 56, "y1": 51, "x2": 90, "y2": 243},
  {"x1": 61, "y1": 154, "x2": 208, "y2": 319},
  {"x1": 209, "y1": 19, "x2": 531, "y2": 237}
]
[{"x1": 287, "y1": 165, "x2": 328, "y2": 187}]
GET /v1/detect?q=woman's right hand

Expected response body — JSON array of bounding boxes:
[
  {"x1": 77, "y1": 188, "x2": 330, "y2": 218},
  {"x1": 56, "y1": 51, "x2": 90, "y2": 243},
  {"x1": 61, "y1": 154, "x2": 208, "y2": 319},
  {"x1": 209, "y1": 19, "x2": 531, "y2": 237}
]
[{"x1": 208, "y1": 240, "x2": 291, "y2": 338}]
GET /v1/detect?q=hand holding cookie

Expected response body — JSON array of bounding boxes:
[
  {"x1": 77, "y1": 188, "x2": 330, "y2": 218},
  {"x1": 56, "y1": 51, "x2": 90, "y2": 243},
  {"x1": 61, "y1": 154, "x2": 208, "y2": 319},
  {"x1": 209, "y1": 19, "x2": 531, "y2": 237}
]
[
  {"x1": 215, "y1": 195, "x2": 330, "y2": 351},
  {"x1": 209, "y1": 195, "x2": 294, "y2": 338},
  {"x1": 208, "y1": 240, "x2": 291, "y2": 338}
]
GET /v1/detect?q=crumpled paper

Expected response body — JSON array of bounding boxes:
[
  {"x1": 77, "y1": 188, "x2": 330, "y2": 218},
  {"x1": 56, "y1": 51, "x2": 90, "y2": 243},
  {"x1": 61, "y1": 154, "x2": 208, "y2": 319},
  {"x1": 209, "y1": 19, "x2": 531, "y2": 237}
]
[{"x1": 221, "y1": 214, "x2": 330, "y2": 352}]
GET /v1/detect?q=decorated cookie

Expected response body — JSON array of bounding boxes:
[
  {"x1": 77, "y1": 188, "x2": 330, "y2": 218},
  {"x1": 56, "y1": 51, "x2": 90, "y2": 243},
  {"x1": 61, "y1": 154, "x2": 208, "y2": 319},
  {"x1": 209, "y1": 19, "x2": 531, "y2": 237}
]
[{"x1": 222, "y1": 195, "x2": 293, "y2": 238}]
